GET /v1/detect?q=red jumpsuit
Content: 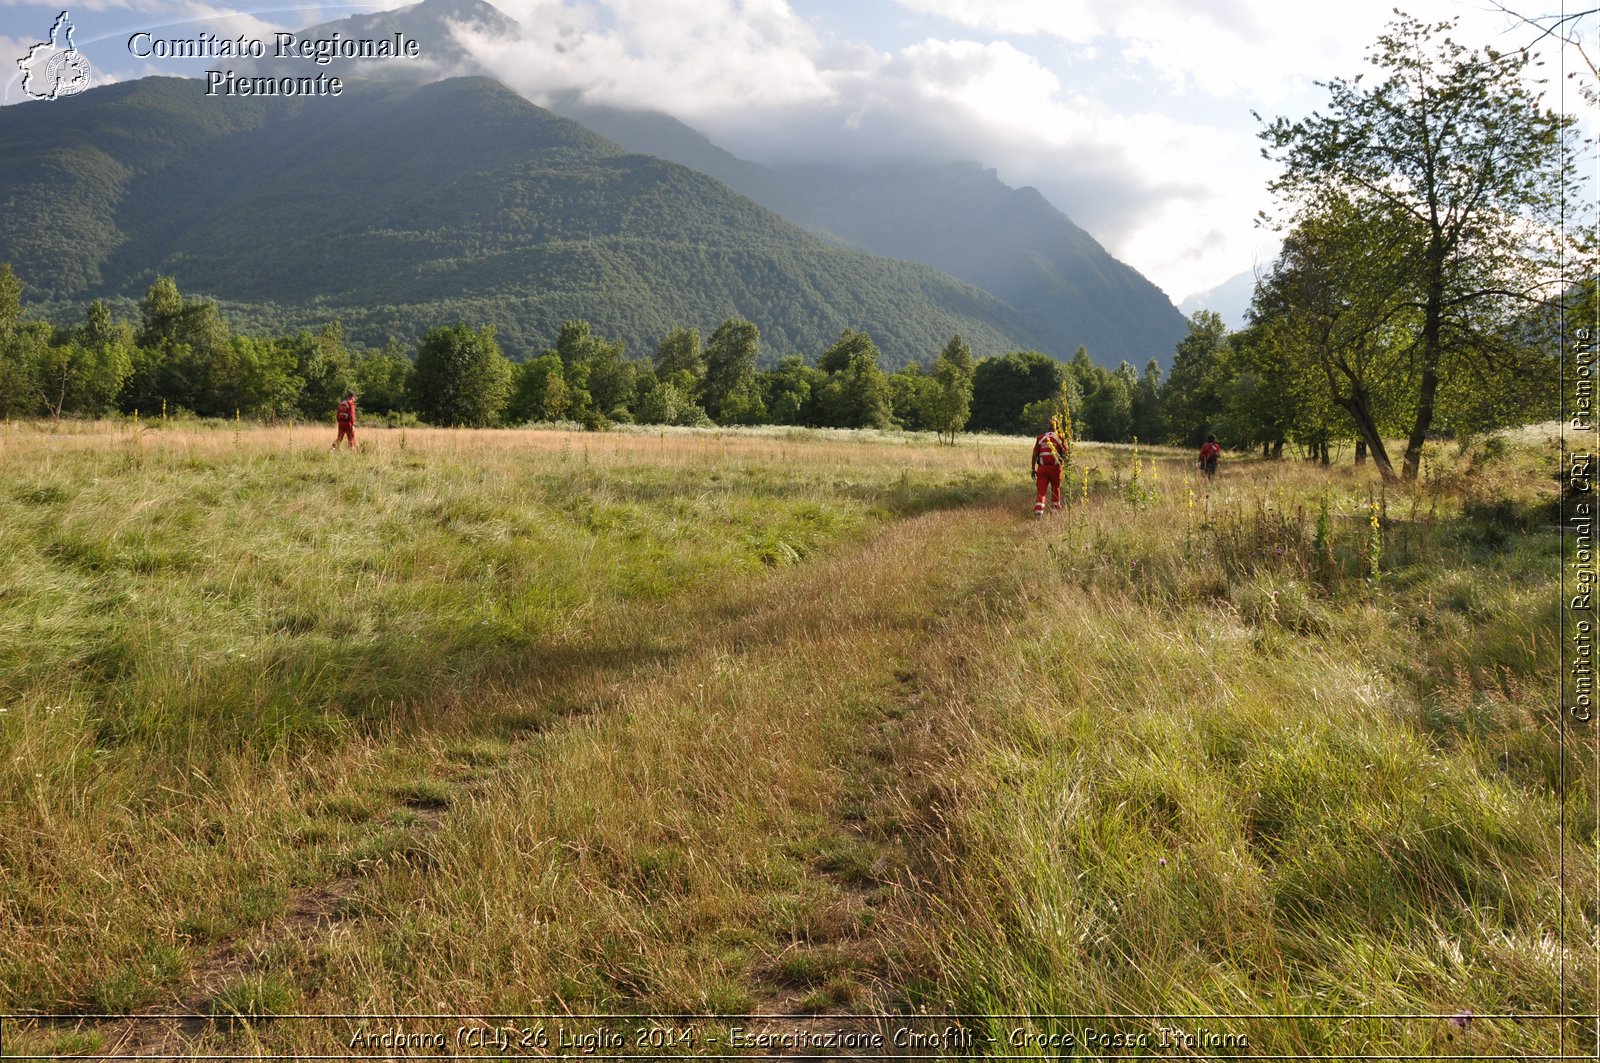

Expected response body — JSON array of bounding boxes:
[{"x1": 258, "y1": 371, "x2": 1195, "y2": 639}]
[
  {"x1": 1032, "y1": 431, "x2": 1066, "y2": 514},
  {"x1": 334, "y1": 398, "x2": 356, "y2": 448}
]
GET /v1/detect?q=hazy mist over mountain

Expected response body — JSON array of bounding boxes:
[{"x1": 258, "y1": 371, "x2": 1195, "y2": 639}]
[
  {"x1": 248, "y1": 0, "x2": 1192, "y2": 368},
  {"x1": 1178, "y1": 268, "x2": 1263, "y2": 331}
]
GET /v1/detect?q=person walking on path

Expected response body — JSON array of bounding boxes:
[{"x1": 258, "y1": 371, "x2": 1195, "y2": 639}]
[
  {"x1": 1199, "y1": 434, "x2": 1221, "y2": 478},
  {"x1": 1031, "y1": 424, "x2": 1067, "y2": 516},
  {"x1": 332, "y1": 392, "x2": 357, "y2": 450}
]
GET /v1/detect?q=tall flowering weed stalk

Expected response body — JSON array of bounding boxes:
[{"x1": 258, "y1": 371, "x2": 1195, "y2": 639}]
[
  {"x1": 1049, "y1": 380, "x2": 1074, "y2": 471},
  {"x1": 1186, "y1": 485, "x2": 1197, "y2": 558},
  {"x1": 1124, "y1": 436, "x2": 1155, "y2": 508},
  {"x1": 1047, "y1": 379, "x2": 1076, "y2": 517},
  {"x1": 1313, "y1": 491, "x2": 1336, "y2": 586},
  {"x1": 1367, "y1": 493, "x2": 1383, "y2": 580}
]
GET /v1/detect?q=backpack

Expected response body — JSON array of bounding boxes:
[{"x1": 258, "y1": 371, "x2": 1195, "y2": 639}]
[
  {"x1": 1036, "y1": 433, "x2": 1062, "y2": 467},
  {"x1": 337, "y1": 400, "x2": 353, "y2": 424}
]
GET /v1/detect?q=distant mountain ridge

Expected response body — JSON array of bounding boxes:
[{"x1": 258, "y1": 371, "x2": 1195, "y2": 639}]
[
  {"x1": 1179, "y1": 268, "x2": 1261, "y2": 331},
  {"x1": 765, "y1": 161, "x2": 1188, "y2": 369},
  {"x1": 263, "y1": 0, "x2": 1191, "y2": 368},
  {"x1": 243, "y1": 0, "x2": 515, "y2": 81},
  {"x1": 0, "y1": 76, "x2": 1049, "y2": 365},
  {"x1": 545, "y1": 104, "x2": 1189, "y2": 370}
]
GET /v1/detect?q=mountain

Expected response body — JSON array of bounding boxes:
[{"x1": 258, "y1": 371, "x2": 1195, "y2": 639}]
[
  {"x1": 257, "y1": 0, "x2": 1192, "y2": 369},
  {"x1": 243, "y1": 0, "x2": 514, "y2": 81},
  {"x1": 765, "y1": 162, "x2": 1189, "y2": 369},
  {"x1": 550, "y1": 97, "x2": 788, "y2": 222},
  {"x1": 1179, "y1": 268, "x2": 1261, "y2": 331},
  {"x1": 0, "y1": 76, "x2": 1051, "y2": 366},
  {"x1": 548, "y1": 105, "x2": 1189, "y2": 370}
]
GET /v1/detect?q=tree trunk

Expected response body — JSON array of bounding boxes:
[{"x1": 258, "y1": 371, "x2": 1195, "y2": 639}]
[
  {"x1": 1334, "y1": 388, "x2": 1397, "y2": 480},
  {"x1": 1403, "y1": 253, "x2": 1446, "y2": 481},
  {"x1": 1403, "y1": 361, "x2": 1438, "y2": 480},
  {"x1": 1263, "y1": 441, "x2": 1271, "y2": 458},
  {"x1": 1272, "y1": 439, "x2": 1284, "y2": 459},
  {"x1": 1355, "y1": 438, "x2": 1367, "y2": 464}
]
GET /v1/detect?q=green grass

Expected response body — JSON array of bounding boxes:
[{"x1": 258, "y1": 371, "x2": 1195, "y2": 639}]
[
  {"x1": 894, "y1": 434, "x2": 1594, "y2": 1055},
  {"x1": 0, "y1": 420, "x2": 1013, "y2": 1021},
  {"x1": 0, "y1": 418, "x2": 1590, "y2": 1058},
  {"x1": 211, "y1": 972, "x2": 300, "y2": 1018}
]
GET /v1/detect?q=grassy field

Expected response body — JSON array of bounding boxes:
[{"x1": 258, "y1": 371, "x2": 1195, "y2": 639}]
[{"x1": 0, "y1": 419, "x2": 1592, "y2": 1058}]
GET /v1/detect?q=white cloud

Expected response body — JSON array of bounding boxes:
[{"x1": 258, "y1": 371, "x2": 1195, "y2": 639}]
[
  {"x1": 891, "y1": 37, "x2": 1061, "y2": 117},
  {"x1": 119, "y1": 4, "x2": 296, "y2": 45},
  {"x1": 15, "y1": 0, "x2": 1581, "y2": 302},
  {"x1": 0, "y1": 33, "x2": 30, "y2": 66},
  {"x1": 446, "y1": 0, "x2": 1522, "y2": 299},
  {"x1": 893, "y1": 0, "x2": 1537, "y2": 104},
  {"x1": 454, "y1": 0, "x2": 834, "y2": 114},
  {"x1": 674, "y1": 25, "x2": 1279, "y2": 297},
  {"x1": 0, "y1": 34, "x2": 32, "y2": 99}
]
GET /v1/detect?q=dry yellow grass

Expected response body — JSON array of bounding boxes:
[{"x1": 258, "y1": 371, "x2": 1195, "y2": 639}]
[
  {"x1": 1, "y1": 419, "x2": 1587, "y2": 1058},
  {"x1": 0, "y1": 419, "x2": 1024, "y2": 1055}
]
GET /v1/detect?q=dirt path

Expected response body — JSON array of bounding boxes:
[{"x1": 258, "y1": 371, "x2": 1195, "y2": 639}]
[
  {"x1": 725, "y1": 505, "x2": 1032, "y2": 1040},
  {"x1": 39, "y1": 495, "x2": 1037, "y2": 1060}
]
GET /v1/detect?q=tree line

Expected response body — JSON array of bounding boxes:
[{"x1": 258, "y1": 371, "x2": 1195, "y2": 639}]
[
  {"x1": 0, "y1": 266, "x2": 1182, "y2": 442},
  {"x1": 1, "y1": 256, "x2": 1581, "y2": 463}
]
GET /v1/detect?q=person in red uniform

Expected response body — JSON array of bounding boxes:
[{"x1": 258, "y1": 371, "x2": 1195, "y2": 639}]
[
  {"x1": 332, "y1": 392, "x2": 357, "y2": 450},
  {"x1": 1198, "y1": 434, "x2": 1221, "y2": 478},
  {"x1": 1031, "y1": 424, "x2": 1067, "y2": 516}
]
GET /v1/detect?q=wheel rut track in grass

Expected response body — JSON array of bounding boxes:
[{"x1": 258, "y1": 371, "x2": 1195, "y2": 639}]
[
  {"x1": 47, "y1": 493, "x2": 1040, "y2": 1060},
  {"x1": 84, "y1": 789, "x2": 462, "y2": 1059},
  {"x1": 714, "y1": 498, "x2": 1038, "y2": 1053}
]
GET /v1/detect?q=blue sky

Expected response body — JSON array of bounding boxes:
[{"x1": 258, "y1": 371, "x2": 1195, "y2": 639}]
[{"x1": 3, "y1": 0, "x2": 1594, "y2": 303}]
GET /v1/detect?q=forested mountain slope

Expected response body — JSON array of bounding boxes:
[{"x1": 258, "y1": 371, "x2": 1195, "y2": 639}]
[{"x1": 0, "y1": 76, "x2": 1045, "y2": 364}]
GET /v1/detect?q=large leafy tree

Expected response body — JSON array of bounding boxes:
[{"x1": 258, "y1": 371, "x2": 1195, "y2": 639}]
[
  {"x1": 127, "y1": 275, "x2": 232, "y2": 414},
  {"x1": 584, "y1": 339, "x2": 637, "y2": 421},
  {"x1": 1130, "y1": 359, "x2": 1165, "y2": 444},
  {"x1": 0, "y1": 265, "x2": 50, "y2": 418},
  {"x1": 507, "y1": 352, "x2": 567, "y2": 423},
  {"x1": 928, "y1": 334, "x2": 976, "y2": 443},
  {"x1": 409, "y1": 323, "x2": 512, "y2": 427},
  {"x1": 815, "y1": 329, "x2": 892, "y2": 429},
  {"x1": 761, "y1": 356, "x2": 817, "y2": 426},
  {"x1": 1084, "y1": 362, "x2": 1135, "y2": 442},
  {"x1": 228, "y1": 335, "x2": 302, "y2": 419},
  {"x1": 1162, "y1": 311, "x2": 1230, "y2": 446},
  {"x1": 888, "y1": 361, "x2": 936, "y2": 431},
  {"x1": 655, "y1": 326, "x2": 704, "y2": 387},
  {"x1": 290, "y1": 321, "x2": 353, "y2": 420},
  {"x1": 970, "y1": 351, "x2": 1066, "y2": 435},
  {"x1": 1249, "y1": 199, "x2": 1418, "y2": 475},
  {"x1": 49, "y1": 300, "x2": 135, "y2": 418},
  {"x1": 547, "y1": 319, "x2": 632, "y2": 424},
  {"x1": 1220, "y1": 315, "x2": 1346, "y2": 463},
  {"x1": 1260, "y1": 12, "x2": 1587, "y2": 479},
  {"x1": 352, "y1": 339, "x2": 413, "y2": 417},
  {"x1": 702, "y1": 318, "x2": 766, "y2": 424}
]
